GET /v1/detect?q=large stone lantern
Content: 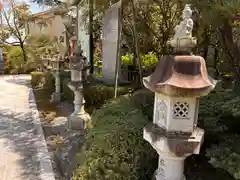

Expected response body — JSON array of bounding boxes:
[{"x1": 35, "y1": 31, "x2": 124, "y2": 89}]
[
  {"x1": 70, "y1": 36, "x2": 77, "y2": 56},
  {"x1": 67, "y1": 38, "x2": 90, "y2": 130},
  {"x1": 143, "y1": 4, "x2": 217, "y2": 180}
]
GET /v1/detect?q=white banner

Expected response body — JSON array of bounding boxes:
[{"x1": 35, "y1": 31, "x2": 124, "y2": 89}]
[
  {"x1": 77, "y1": 7, "x2": 90, "y2": 62},
  {"x1": 102, "y1": 1, "x2": 121, "y2": 82}
]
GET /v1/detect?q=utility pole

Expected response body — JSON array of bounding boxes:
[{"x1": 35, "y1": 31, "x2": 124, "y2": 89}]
[
  {"x1": 130, "y1": 0, "x2": 143, "y2": 86},
  {"x1": 89, "y1": 0, "x2": 94, "y2": 74}
]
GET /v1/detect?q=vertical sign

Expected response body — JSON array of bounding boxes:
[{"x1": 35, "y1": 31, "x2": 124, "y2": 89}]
[
  {"x1": 0, "y1": 48, "x2": 4, "y2": 74},
  {"x1": 102, "y1": 1, "x2": 121, "y2": 83},
  {"x1": 77, "y1": 6, "x2": 90, "y2": 63}
]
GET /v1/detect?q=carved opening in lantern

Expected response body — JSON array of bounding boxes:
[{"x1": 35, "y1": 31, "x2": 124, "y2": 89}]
[{"x1": 173, "y1": 102, "x2": 189, "y2": 118}]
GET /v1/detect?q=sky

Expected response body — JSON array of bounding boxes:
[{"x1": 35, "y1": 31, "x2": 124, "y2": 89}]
[
  {"x1": 25, "y1": 0, "x2": 50, "y2": 14},
  {"x1": 16, "y1": 0, "x2": 50, "y2": 14},
  {"x1": 29, "y1": 3, "x2": 43, "y2": 13},
  {"x1": 1, "y1": 0, "x2": 51, "y2": 14},
  {"x1": 3, "y1": 0, "x2": 50, "y2": 44}
]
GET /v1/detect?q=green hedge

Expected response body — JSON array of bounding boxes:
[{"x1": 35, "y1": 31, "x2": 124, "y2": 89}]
[
  {"x1": 31, "y1": 71, "x2": 135, "y2": 109},
  {"x1": 31, "y1": 71, "x2": 55, "y2": 92},
  {"x1": 60, "y1": 74, "x2": 135, "y2": 108},
  {"x1": 4, "y1": 45, "x2": 38, "y2": 74},
  {"x1": 73, "y1": 90, "x2": 157, "y2": 180}
]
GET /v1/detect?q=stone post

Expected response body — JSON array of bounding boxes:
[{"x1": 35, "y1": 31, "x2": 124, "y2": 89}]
[
  {"x1": 142, "y1": 4, "x2": 218, "y2": 180},
  {"x1": 68, "y1": 37, "x2": 91, "y2": 130}
]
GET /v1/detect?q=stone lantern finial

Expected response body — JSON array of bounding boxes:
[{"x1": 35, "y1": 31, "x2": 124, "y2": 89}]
[{"x1": 168, "y1": 4, "x2": 197, "y2": 50}]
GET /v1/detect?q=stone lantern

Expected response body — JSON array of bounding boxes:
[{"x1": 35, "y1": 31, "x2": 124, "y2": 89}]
[
  {"x1": 50, "y1": 52, "x2": 65, "y2": 103},
  {"x1": 70, "y1": 36, "x2": 77, "y2": 56},
  {"x1": 42, "y1": 54, "x2": 49, "y2": 67},
  {"x1": 67, "y1": 38, "x2": 90, "y2": 130},
  {"x1": 142, "y1": 4, "x2": 217, "y2": 180}
]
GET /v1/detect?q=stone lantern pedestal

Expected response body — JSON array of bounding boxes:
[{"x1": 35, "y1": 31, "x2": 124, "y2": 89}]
[
  {"x1": 67, "y1": 40, "x2": 91, "y2": 130},
  {"x1": 142, "y1": 4, "x2": 217, "y2": 180},
  {"x1": 144, "y1": 124, "x2": 204, "y2": 180}
]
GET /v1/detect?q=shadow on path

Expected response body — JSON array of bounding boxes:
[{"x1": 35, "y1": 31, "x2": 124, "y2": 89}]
[
  {"x1": 0, "y1": 75, "x2": 55, "y2": 180},
  {"x1": 0, "y1": 108, "x2": 53, "y2": 179},
  {"x1": 5, "y1": 76, "x2": 31, "y2": 86}
]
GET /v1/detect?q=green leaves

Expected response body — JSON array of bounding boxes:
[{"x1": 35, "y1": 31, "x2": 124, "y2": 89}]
[
  {"x1": 121, "y1": 52, "x2": 158, "y2": 67},
  {"x1": 206, "y1": 135, "x2": 240, "y2": 179},
  {"x1": 73, "y1": 90, "x2": 157, "y2": 180}
]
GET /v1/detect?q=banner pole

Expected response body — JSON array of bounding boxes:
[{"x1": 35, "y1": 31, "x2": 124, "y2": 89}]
[{"x1": 114, "y1": 0, "x2": 123, "y2": 98}]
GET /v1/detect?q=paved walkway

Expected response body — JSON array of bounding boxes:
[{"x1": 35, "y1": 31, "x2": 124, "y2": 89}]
[{"x1": 0, "y1": 75, "x2": 55, "y2": 180}]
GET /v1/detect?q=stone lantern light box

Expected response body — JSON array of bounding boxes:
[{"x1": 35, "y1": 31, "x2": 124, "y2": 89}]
[
  {"x1": 52, "y1": 56, "x2": 59, "y2": 70},
  {"x1": 144, "y1": 55, "x2": 217, "y2": 133}
]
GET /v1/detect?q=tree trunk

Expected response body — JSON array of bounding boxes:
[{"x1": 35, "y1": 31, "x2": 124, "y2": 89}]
[
  {"x1": 89, "y1": 0, "x2": 94, "y2": 74},
  {"x1": 20, "y1": 42, "x2": 27, "y2": 62},
  {"x1": 130, "y1": 0, "x2": 143, "y2": 86},
  {"x1": 202, "y1": 28, "x2": 209, "y2": 59},
  {"x1": 220, "y1": 20, "x2": 240, "y2": 82},
  {"x1": 213, "y1": 47, "x2": 219, "y2": 78}
]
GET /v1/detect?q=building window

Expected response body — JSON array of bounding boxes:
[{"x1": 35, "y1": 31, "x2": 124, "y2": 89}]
[{"x1": 173, "y1": 102, "x2": 189, "y2": 118}]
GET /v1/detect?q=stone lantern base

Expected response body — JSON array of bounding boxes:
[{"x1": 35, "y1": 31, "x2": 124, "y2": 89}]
[
  {"x1": 68, "y1": 111, "x2": 91, "y2": 130},
  {"x1": 154, "y1": 155, "x2": 186, "y2": 180},
  {"x1": 67, "y1": 81, "x2": 91, "y2": 130},
  {"x1": 51, "y1": 92, "x2": 62, "y2": 103},
  {"x1": 144, "y1": 124, "x2": 204, "y2": 180}
]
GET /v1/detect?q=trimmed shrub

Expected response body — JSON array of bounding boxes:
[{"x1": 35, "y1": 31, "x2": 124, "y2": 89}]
[
  {"x1": 62, "y1": 79, "x2": 136, "y2": 109},
  {"x1": 30, "y1": 71, "x2": 55, "y2": 92},
  {"x1": 73, "y1": 90, "x2": 158, "y2": 180},
  {"x1": 5, "y1": 46, "x2": 38, "y2": 74},
  {"x1": 31, "y1": 71, "x2": 135, "y2": 109}
]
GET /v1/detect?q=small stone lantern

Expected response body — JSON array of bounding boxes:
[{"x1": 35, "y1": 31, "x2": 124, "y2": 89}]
[
  {"x1": 46, "y1": 54, "x2": 52, "y2": 70},
  {"x1": 50, "y1": 52, "x2": 64, "y2": 103},
  {"x1": 42, "y1": 54, "x2": 49, "y2": 67},
  {"x1": 68, "y1": 38, "x2": 90, "y2": 130},
  {"x1": 142, "y1": 4, "x2": 217, "y2": 180}
]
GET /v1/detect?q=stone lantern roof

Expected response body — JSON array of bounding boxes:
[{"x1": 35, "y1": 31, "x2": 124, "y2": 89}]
[{"x1": 143, "y1": 55, "x2": 217, "y2": 97}]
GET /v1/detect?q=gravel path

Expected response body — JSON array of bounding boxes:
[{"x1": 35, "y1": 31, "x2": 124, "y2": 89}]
[{"x1": 0, "y1": 75, "x2": 55, "y2": 180}]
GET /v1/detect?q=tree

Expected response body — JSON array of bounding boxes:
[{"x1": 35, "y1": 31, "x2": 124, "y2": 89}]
[
  {"x1": 1, "y1": 0, "x2": 30, "y2": 62},
  {"x1": 33, "y1": 0, "x2": 183, "y2": 72},
  {"x1": 32, "y1": 0, "x2": 61, "y2": 6},
  {"x1": 53, "y1": 4, "x2": 77, "y2": 56},
  {"x1": 187, "y1": 0, "x2": 240, "y2": 82},
  {"x1": 25, "y1": 33, "x2": 60, "y2": 71}
]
